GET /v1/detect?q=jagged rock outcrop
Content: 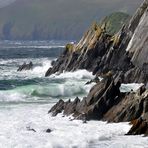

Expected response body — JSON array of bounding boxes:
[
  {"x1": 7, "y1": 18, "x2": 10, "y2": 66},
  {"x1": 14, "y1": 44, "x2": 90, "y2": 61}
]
[
  {"x1": 45, "y1": 0, "x2": 148, "y2": 84},
  {"x1": 103, "y1": 85, "x2": 148, "y2": 122},
  {"x1": 49, "y1": 76, "x2": 122, "y2": 120},
  {"x1": 17, "y1": 62, "x2": 33, "y2": 71},
  {"x1": 125, "y1": 5, "x2": 148, "y2": 82},
  {"x1": 48, "y1": 0, "x2": 148, "y2": 136},
  {"x1": 49, "y1": 77, "x2": 148, "y2": 135},
  {"x1": 49, "y1": 77, "x2": 148, "y2": 120}
]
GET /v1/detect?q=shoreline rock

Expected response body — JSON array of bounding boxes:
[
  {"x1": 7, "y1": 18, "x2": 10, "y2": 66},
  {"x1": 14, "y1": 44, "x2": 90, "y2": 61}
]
[
  {"x1": 49, "y1": 77, "x2": 148, "y2": 135},
  {"x1": 48, "y1": 0, "x2": 148, "y2": 136},
  {"x1": 49, "y1": 77, "x2": 121, "y2": 120},
  {"x1": 17, "y1": 62, "x2": 33, "y2": 71}
]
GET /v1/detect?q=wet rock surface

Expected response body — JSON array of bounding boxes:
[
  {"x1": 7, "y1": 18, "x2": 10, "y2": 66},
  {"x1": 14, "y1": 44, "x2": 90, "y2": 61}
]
[{"x1": 17, "y1": 62, "x2": 33, "y2": 71}]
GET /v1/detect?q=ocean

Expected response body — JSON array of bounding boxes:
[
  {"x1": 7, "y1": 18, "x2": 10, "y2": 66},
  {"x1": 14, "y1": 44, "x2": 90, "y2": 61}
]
[{"x1": 0, "y1": 40, "x2": 147, "y2": 148}]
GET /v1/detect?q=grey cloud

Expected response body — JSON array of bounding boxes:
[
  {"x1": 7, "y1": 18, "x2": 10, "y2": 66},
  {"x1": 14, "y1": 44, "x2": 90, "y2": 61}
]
[{"x1": 0, "y1": 0, "x2": 16, "y2": 8}]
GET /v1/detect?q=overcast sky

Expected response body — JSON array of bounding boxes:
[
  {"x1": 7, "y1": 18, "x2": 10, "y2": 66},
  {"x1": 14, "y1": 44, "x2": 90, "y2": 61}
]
[
  {"x1": 0, "y1": 0, "x2": 16, "y2": 8},
  {"x1": 0, "y1": 0, "x2": 143, "y2": 13}
]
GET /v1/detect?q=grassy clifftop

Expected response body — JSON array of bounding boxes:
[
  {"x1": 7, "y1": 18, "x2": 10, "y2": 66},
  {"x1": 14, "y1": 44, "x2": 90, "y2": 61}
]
[{"x1": 101, "y1": 12, "x2": 130, "y2": 35}]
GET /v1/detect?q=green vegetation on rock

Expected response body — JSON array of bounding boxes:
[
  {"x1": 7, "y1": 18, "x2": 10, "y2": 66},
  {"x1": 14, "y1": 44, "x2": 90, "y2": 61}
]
[
  {"x1": 100, "y1": 12, "x2": 130, "y2": 35},
  {"x1": 65, "y1": 43, "x2": 74, "y2": 52}
]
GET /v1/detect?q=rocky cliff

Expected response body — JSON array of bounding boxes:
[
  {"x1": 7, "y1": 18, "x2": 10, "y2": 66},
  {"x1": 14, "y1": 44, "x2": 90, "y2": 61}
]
[
  {"x1": 48, "y1": 0, "x2": 148, "y2": 136},
  {"x1": 46, "y1": 0, "x2": 148, "y2": 84}
]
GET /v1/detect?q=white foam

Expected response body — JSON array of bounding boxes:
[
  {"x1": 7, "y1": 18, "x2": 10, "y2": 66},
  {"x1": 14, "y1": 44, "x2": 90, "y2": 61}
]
[
  {"x1": 0, "y1": 45, "x2": 65, "y2": 49},
  {"x1": 50, "y1": 70, "x2": 95, "y2": 80},
  {"x1": 0, "y1": 91, "x2": 26, "y2": 102},
  {"x1": 0, "y1": 70, "x2": 95, "y2": 102},
  {"x1": 20, "y1": 58, "x2": 52, "y2": 77},
  {"x1": 120, "y1": 83, "x2": 144, "y2": 92},
  {"x1": 34, "y1": 81, "x2": 94, "y2": 98},
  {"x1": 0, "y1": 58, "x2": 53, "y2": 80},
  {"x1": 15, "y1": 79, "x2": 94, "y2": 98},
  {"x1": 0, "y1": 63, "x2": 95, "y2": 104},
  {"x1": 31, "y1": 60, "x2": 52, "y2": 76},
  {"x1": 0, "y1": 104, "x2": 147, "y2": 148},
  {"x1": 0, "y1": 58, "x2": 94, "y2": 81}
]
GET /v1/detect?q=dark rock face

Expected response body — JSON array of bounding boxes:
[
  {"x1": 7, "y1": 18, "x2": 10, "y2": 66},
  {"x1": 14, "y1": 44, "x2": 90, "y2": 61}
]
[
  {"x1": 103, "y1": 88, "x2": 148, "y2": 123},
  {"x1": 64, "y1": 97, "x2": 80, "y2": 116},
  {"x1": 48, "y1": 99, "x2": 65, "y2": 116}
]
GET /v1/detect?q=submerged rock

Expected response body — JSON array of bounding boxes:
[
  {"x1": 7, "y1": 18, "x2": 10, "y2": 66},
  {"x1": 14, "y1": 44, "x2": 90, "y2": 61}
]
[
  {"x1": 46, "y1": 129, "x2": 52, "y2": 133},
  {"x1": 26, "y1": 126, "x2": 36, "y2": 132}
]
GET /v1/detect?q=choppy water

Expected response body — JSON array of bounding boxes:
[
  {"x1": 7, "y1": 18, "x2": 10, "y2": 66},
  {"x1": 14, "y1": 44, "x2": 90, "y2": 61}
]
[{"x1": 0, "y1": 40, "x2": 148, "y2": 148}]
